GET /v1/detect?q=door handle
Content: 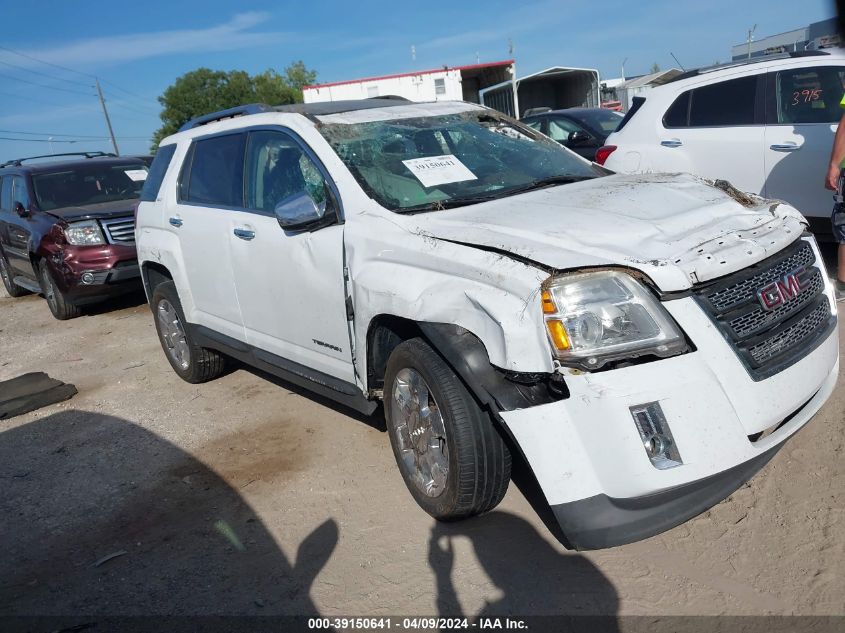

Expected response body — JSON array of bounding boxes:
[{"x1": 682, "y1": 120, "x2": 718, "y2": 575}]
[
  {"x1": 769, "y1": 143, "x2": 801, "y2": 152},
  {"x1": 169, "y1": 217, "x2": 183, "y2": 227},
  {"x1": 233, "y1": 228, "x2": 255, "y2": 241},
  {"x1": 660, "y1": 139, "x2": 683, "y2": 148}
]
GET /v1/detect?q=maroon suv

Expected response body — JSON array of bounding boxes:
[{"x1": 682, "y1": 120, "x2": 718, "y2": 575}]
[{"x1": 0, "y1": 152, "x2": 148, "y2": 319}]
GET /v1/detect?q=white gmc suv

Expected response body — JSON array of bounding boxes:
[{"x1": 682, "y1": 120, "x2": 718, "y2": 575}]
[{"x1": 136, "y1": 99, "x2": 839, "y2": 550}]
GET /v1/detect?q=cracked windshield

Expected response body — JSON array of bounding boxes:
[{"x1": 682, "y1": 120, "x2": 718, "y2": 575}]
[{"x1": 321, "y1": 111, "x2": 600, "y2": 212}]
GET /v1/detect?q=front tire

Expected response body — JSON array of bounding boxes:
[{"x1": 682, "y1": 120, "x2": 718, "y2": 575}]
[
  {"x1": 0, "y1": 252, "x2": 28, "y2": 298},
  {"x1": 384, "y1": 337, "x2": 511, "y2": 521},
  {"x1": 151, "y1": 281, "x2": 226, "y2": 383},
  {"x1": 38, "y1": 260, "x2": 81, "y2": 320}
]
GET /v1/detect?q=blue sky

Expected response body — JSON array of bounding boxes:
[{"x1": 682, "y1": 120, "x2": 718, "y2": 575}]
[{"x1": 0, "y1": 0, "x2": 834, "y2": 161}]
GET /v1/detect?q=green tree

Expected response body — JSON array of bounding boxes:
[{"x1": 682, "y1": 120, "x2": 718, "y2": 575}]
[
  {"x1": 283, "y1": 60, "x2": 318, "y2": 91},
  {"x1": 650, "y1": 62, "x2": 661, "y2": 73},
  {"x1": 151, "y1": 62, "x2": 317, "y2": 149}
]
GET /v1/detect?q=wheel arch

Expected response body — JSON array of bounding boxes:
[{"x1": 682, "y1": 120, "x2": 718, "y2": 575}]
[
  {"x1": 140, "y1": 261, "x2": 174, "y2": 302},
  {"x1": 366, "y1": 316, "x2": 567, "y2": 414}
]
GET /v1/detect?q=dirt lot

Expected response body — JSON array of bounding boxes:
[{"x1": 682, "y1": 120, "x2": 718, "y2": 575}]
[{"x1": 0, "y1": 265, "x2": 843, "y2": 620}]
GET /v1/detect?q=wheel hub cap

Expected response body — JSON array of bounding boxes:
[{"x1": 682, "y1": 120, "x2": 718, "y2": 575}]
[
  {"x1": 390, "y1": 368, "x2": 449, "y2": 498},
  {"x1": 157, "y1": 299, "x2": 190, "y2": 370}
]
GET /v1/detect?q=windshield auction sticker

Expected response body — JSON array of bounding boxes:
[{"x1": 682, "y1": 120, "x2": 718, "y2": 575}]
[
  {"x1": 402, "y1": 154, "x2": 478, "y2": 188},
  {"x1": 124, "y1": 169, "x2": 148, "y2": 182}
]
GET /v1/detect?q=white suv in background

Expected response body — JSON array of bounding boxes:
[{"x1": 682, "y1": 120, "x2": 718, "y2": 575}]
[
  {"x1": 136, "y1": 99, "x2": 838, "y2": 550},
  {"x1": 600, "y1": 51, "x2": 845, "y2": 232}
]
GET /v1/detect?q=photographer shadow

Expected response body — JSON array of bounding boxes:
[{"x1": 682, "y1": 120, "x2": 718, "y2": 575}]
[
  {"x1": 428, "y1": 511, "x2": 619, "y2": 625},
  {"x1": 0, "y1": 409, "x2": 337, "y2": 618}
]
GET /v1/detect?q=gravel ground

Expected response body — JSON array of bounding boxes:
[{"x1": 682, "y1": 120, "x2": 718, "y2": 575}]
[{"x1": 0, "y1": 262, "x2": 843, "y2": 620}]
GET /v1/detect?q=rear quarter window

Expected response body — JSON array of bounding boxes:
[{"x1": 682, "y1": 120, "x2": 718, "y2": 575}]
[
  {"x1": 140, "y1": 144, "x2": 177, "y2": 202},
  {"x1": 771, "y1": 65, "x2": 845, "y2": 124},
  {"x1": 0, "y1": 176, "x2": 11, "y2": 211},
  {"x1": 615, "y1": 97, "x2": 645, "y2": 132}
]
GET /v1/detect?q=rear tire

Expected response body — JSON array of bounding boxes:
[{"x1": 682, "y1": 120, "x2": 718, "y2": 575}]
[
  {"x1": 152, "y1": 281, "x2": 226, "y2": 383},
  {"x1": 0, "y1": 252, "x2": 28, "y2": 298},
  {"x1": 38, "y1": 260, "x2": 81, "y2": 320},
  {"x1": 384, "y1": 337, "x2": 511, "y2": 521}
]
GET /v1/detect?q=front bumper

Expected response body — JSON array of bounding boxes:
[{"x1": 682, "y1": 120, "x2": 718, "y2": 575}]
[
  {"x1": 550, "y1": 440, "x2": 782, "y2": 550},
  {"x1": 47, "y1": 243, "x2": 141, "y2": 304},
  {"x1": 499, "y1": 294, "x2": 839, "y2": 550}
]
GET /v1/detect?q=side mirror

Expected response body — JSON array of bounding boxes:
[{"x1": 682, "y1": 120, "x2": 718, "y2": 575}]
[
  {"x1": 274, "y1": 191, "x2": 328, "y2": 231},
  {"x1": 568, "y1": 130, "x2": 592, "y2": 147},
  {"x1": 14, "y1": 202, "x2": 29, "y2": 218}
]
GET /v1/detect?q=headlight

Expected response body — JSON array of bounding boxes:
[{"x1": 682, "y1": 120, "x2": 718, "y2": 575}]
[
  {"x1": 542, "y1": 270, "x2": 687, "y2": 370},
  {"x1": 64, "y1": 220, "x2": 106, "y2": 246}
]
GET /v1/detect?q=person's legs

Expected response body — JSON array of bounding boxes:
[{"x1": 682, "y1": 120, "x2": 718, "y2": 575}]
[
  {"x1": 832, "y1": 172, "x2": 845, "y2": 301},
  {"x1": 839, "y1": 244, "x2": 845, "y2": 283}
]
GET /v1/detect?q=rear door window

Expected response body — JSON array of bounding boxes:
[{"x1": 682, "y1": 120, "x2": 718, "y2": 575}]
[
  {"x1": 664, "y1": 75, "x2": 758, "y2": 127},
  {"x1": 771, "y1": 65, "x2": 845, "y2": 124},
  {"x1": 11, "y1": 176, "x2": 30, "y2": 209},
  {"x1": 548, "y1": 117, "x2": 582, "y2": 142},
  {"x1": 180, "y1": 133, "x2": 246, "y2": 207},
  {"x1": 140, "y1": 144, "x2": 177, "y2": 202}
]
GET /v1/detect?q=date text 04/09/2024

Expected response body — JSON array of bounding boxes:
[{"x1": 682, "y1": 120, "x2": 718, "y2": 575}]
[{"x1": 307, "y1": 617, "x2": 528, "y2": 630}]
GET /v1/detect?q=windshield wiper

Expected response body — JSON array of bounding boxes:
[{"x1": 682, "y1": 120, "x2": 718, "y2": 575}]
[
  {"x1": 502, "y1": 174, "x2": 595, "y2": 196},
  {"x1": 394, "y1": 175, "x2": 595, "y2": 214},
  {"x1": 395, "y1": 195, "x2": 502, "y2": 214}
]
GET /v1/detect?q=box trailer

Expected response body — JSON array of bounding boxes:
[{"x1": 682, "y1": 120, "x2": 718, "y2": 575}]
[
  {"x1": 303, "y1": 61, "x2": 515, "y2": 105},
  {"x1": 480, "y1": 66, "x2": 601, "y2": 118}
]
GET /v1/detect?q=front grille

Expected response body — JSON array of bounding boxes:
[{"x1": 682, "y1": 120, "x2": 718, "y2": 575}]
[
  {"x1": 747, "y1": 299, "x2": 830, "y2": 365},
  {"x1": 692, "y1": 238, "x2": 835, "y2": 381},
  {"x1": 100, "y1": 217, "x2": 135, "y2": 244}
]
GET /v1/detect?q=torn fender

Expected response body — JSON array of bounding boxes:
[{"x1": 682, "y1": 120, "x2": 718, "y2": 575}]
[{"x1": 418, "y1": 323, "x2": 568, "y2": 412}]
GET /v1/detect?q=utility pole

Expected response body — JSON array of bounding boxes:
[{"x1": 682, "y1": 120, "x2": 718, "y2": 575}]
[
  {"x1": 622, "y1": 57, "x2": 628, "y2": 81},
  {"x1": 95, "y1": 78, "x2": 119, "y2": 156},
  {"x1": 746, "y1": 24, "x2": 757, "y2": 60},
  {"x1": 509, "y1": 38, "x2": 519, "y2": 118}
]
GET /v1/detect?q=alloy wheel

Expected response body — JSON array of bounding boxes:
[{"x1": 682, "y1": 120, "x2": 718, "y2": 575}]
[
  {"x1": 390, "y1": 367, "x2": 450, "y2": 498},
  {"x1": 157, "y1": 299, "x2": 191, "y2": 370}
]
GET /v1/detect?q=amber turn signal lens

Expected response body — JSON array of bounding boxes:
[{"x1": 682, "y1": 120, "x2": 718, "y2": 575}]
[
  {"x1": 546, "y1": 319, "x2": 571, "y2": 351},
  {"x1": 541, "y1": 290, "x2": 557, "y2": 314}
]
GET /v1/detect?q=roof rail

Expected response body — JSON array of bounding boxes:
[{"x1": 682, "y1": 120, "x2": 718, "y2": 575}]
[
  {"x1": 0, "y1": 151, "x2": 117, "y2": 169},
  {"x1": 366, "y1": 95, "x2": 410, "y2": 101},
  {"x1": 666, "y1": 50, "x2": 831, "y2": 84},
  {"x1": 178, "y1": 104, "x2": 274, "y2": 132}
]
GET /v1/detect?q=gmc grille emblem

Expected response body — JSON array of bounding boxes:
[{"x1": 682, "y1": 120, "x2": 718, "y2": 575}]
[{"x1": 757, "y1": 268, "x2": 805, "y2": 311}]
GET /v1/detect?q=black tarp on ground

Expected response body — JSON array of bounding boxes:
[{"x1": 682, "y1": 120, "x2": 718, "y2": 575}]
[{"x1": 0, "y1": 372, "x2": 77, "y2": 419}]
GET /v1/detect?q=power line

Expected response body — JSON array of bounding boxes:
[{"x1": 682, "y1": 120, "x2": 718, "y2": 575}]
[
  {"x1": 0, "y1": 135, "x2": 151, "y2": 143},
  {"x1": 0, "y1": 71, "x2": 96, "y2": 96},
  {"x1": 0, "y1": 45, "x2": 159, "y2": 107},
  {"x1": 108, "y1": 100, "x2": 161, "y2": 117},
  {"x1": 0, "y1": 136, "x2": 79, "y2": 143},
  {"x1": 0, "y1": 90, "x2": 75, "y2": 108},
  {"x1": 99, "y1": 78, "x2": 159, "y2": 104},
  {"x1": 0, "y1": 44, "x2": 96, "y2": 80},
  {"x1": 0, "y1": 59, "x2": 91, "y2": 87},
  {"x1": 0, "y1": 129, "x2": 149, "y2": 139}
]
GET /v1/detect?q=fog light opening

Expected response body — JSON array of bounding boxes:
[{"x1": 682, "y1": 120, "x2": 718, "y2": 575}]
[
  {"x1": 81, "y1": 272, "x2": 95, "y2": 285},
  {"x1": 630, "y1": 402, "x2": 682, "y2": 470}
]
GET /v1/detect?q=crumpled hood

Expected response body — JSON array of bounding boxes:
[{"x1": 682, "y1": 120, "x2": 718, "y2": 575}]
[
  {"x1": 410, "y1": 172, "x2": 807, "y2": 291},
  {"x1": 45, "y1": 199, "x2": 138, "y2": 222}
]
